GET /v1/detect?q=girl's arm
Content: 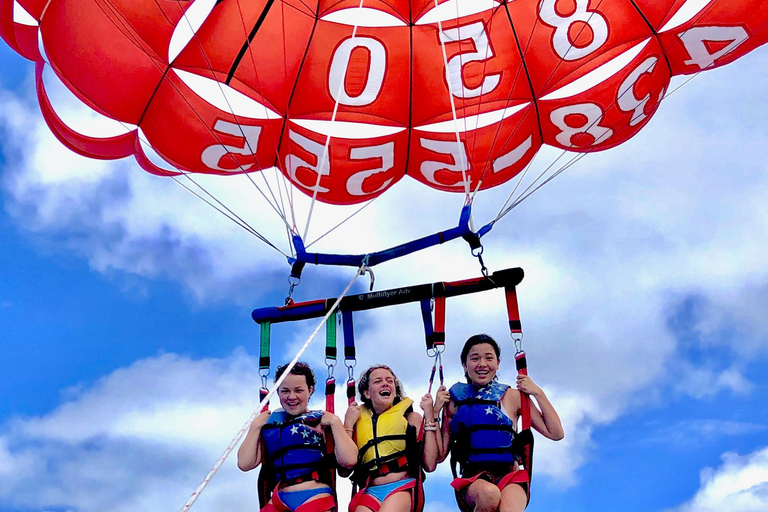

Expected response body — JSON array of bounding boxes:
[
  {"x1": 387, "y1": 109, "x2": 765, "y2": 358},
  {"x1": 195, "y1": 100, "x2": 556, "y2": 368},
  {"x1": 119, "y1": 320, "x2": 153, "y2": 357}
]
[
  {"x1": 418, "y1": 394, "x2": 442, "y2": 473},
  {"x1": 505, "y1": 376, "x2": 564, "y2": 441},
  {"x1": 237, "y1": 410, "x2": 270, "y2": 471},
  {"x1": 321, "y1": 412, "x2": 359, "y2": 469},
  {"x1": 437, "y1": 399, "x2": 456, "y2": 463}
]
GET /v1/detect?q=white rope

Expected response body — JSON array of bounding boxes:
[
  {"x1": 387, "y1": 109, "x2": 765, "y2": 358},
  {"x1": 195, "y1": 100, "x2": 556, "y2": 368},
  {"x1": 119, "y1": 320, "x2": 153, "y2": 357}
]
[
  {"x1": 179, "y1": 264, "x2": 365, "y2": 512},
  {"x1": 303, "y1": 0, "x2": 369, "y2": 243},
  {"x1": 433, "y1": 0, "x2": 471, "y2": 198}
]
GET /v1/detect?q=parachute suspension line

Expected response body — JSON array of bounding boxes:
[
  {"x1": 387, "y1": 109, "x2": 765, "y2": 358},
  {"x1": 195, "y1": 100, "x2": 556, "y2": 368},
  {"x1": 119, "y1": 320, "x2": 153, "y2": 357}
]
[
  {"x1": 173, "y1": 0, "x2": 293, "y2": 226},
  {"x1": 232, "y1": 0, "x2": 303, "y2": 252},
  {"x1": 489, "y1": 10, "x2": 768, "y2": 235},
  {"x1": 302, "y1": 0, "x2": 370, "y2": 243},
  {"x1": 179, "y1": 264, "x2": 366, "y2": 512},
  {"x1": 163, "y1": 171, "x2": 290, "y2": 257},
  {"x1": 304, "y1": 197, "x2": 378, "y2": 250},
  {"x1": 155, "y1": 0, "x2": 298, "y2": 259},
  {"x1": 471, "y1": 3, "x2": 537, "y2": 195},
  {"x1": 433, "y1": 0, "x2": 471, "y2": 200},
  {"x1": 493, "y1": 145, "x2": 592, "y2": 224}
]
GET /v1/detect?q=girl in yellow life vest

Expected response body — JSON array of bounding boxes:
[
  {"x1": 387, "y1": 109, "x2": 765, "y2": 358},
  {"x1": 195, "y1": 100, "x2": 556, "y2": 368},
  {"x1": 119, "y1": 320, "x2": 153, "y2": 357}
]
[{"x1": 343, "y1": 365, "x2": 443, "y2": 512}]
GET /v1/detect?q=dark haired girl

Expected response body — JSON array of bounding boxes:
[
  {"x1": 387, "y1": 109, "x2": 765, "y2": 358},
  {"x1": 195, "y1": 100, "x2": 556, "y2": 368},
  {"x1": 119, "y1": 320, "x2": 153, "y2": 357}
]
[
  {"x1": 238, "y1": 362, "x2": 358, "y2": 512},
  {"x1": 435, "y1": 335, "x2": 564, "y2": 512}
]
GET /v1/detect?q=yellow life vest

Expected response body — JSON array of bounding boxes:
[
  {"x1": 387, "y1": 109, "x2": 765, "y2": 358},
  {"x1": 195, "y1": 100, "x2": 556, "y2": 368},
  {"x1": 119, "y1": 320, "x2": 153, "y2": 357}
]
[{"x1": 355, "y1": 397, "x2": 414, "y2": 475}]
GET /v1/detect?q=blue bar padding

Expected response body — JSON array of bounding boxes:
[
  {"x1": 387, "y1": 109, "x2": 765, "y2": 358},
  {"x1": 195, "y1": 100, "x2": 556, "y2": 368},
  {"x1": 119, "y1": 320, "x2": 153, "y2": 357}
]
[
  {"x1": 342, "y1": 310, "x2": 355, "y2": 361},
  {"x1": 291, "y1": 205, "x2": 481, "y2": 269},
  {"x1": 251, "y1": 300, "x2": 329, "y2": 324}
]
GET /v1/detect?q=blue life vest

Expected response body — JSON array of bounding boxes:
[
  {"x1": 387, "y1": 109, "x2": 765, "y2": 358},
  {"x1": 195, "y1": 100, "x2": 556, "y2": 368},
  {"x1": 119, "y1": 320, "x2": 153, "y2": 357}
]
[
  {"x1": 261, "y1": 409, "x2": 329, "y2": 485},
  {"x1": 449, "y1": 381, "x2": 518, "y2": 476}
]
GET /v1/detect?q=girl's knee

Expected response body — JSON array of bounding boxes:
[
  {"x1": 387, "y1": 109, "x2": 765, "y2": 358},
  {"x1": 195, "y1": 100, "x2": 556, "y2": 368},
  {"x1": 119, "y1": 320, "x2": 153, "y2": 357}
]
[
  {"x1": 498, "y1": 484, "x2": 527, "y2": 512},
  {"x1": 467, "y1": 482, "x2": 501, "y2": 512}
]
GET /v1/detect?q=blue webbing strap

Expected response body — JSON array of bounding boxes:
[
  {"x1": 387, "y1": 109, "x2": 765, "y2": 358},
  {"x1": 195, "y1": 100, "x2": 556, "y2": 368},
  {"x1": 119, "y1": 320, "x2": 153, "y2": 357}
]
[
  {"x1": 420, "y1": 299, "x2": 434, "y2": 346},
  {"x1": 342, "y1": 309, "x2": 357, "y2": 405}
]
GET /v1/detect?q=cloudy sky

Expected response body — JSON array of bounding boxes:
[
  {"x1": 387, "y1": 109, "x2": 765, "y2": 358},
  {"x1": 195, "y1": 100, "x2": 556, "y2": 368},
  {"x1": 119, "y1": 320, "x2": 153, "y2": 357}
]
[{"x1": 2, "y1": 11, "x2": 768, "y2": 512}]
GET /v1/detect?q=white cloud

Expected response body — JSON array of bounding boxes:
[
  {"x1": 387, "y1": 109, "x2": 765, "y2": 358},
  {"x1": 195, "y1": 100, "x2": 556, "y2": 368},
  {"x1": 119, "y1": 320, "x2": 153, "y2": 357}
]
[
  {"x1": 669, "y1": 447, "x2": 768, "y2": 512},
  {"x1": 0, "y1": 351, "x2": 264, "y2": 512}
]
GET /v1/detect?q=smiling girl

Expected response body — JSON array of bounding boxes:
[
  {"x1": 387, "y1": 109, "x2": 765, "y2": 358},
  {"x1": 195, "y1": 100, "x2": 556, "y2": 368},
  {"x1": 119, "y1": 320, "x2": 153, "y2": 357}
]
[
  {"x1": 435, "y1": 334, "x2": 564, "y2": 512},
  {"x1": 238, "y1": 362, "x2": 358, "y2": 512}
]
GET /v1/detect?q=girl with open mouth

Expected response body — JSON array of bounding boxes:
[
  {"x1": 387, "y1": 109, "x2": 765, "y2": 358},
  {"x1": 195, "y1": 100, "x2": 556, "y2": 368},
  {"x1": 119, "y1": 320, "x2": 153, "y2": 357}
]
[{"x1": 343, "y1": 364, "x2": 441, "y2": 512}]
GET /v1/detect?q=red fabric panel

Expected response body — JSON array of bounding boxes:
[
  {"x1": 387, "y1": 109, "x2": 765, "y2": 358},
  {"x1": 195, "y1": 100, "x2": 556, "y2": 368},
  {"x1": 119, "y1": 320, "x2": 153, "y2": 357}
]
[
  {"x1": 0, "y1": 0, "x2": 41, "y2": 61},
  {"x1": 39, "y1": 0, "x2": 166, "y2": 124},
  {"x1": 1, "y1": 0, "x2": 766, "y2": 205},
  {"x1": 139, "y1": 69, "x2": 282, "y2": 175},
  {"x1": 651, "y1": 0, "x2": 768, "y2": 75},
  {"x1": 538, "y1": 37, "x2": 671, "y2": 151},
  {"x1": 36, "y1": 62, "x2": 139, "y2": 160}
]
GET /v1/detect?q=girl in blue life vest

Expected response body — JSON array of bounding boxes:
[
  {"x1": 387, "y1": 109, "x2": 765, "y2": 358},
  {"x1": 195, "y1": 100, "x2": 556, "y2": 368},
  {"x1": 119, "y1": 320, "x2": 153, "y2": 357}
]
[
  {"x1": 238, "y1": 362, "x2": 358, "y2": 512},
  {"x1": 434, "y1": 334, "x2": 564, "y2": 512},
  {"x1": 342, "y1": 365, "x2": 442, "y2": 512}
]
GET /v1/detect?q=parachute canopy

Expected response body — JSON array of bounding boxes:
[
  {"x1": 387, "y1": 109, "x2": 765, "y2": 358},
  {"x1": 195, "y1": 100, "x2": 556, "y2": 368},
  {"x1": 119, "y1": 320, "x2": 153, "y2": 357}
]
[{"x1": 2, "y1": 0, "x2": 767, "y2": 206}]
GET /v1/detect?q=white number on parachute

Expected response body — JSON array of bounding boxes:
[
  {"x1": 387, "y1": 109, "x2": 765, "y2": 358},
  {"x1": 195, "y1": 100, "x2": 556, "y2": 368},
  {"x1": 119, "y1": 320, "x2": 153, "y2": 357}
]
[
  {"x1": 346, "y1": 142, "x2": 396, "y2": 197},
  {"x1": 550, "y1": 103, "x2": 612, "y2": 147},
  {"x1": 201, "y1": 120, "x2": 262, "y2": 172},
  {"x1": 329, "y1": 37, "x2": 387, "y2": 107},
  {"x1": 678, "y1": 25, "x2": 749, "y2": 70},
  {"x1": 285, "y1": 131, "x2": 331, "y2": 194},
  {"x1": 539, "y1": 0, "x2": 609, "y2": 61},
  {"x1": 419, "y1": 138, "x2": 470, "y2": 188},
  {"x1": 440, "y1": 21, "x2": 501, "y2": 98},
  {"x1": 617, "y1": 57, "x2": 658, "y2": 127}
]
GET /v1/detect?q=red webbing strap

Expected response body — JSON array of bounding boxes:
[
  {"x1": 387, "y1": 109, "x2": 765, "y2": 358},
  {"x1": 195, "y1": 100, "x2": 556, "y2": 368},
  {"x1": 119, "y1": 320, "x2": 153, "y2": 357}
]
[
  {"x1": 346, "y1": 379, "x2": 356, "y2": 406},
  {"x1": 325, "y1": 377, "x2": 336, "y2": 414},
  {"x1": 433, "y1": 295, "x2": 446, "y2": 344},
  {"x1": 515, "y1": 352, "x2": 531, "y2": 430},
  {"x1": 505, "y1": 286, "x2": 523, "y2": 338}
]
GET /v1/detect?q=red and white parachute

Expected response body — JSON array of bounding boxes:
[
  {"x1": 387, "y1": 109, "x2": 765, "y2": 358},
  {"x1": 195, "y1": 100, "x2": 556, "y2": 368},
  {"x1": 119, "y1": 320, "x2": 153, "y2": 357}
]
[{"x1": 2, "y1": 0, "x2": 767, "y2": 255}]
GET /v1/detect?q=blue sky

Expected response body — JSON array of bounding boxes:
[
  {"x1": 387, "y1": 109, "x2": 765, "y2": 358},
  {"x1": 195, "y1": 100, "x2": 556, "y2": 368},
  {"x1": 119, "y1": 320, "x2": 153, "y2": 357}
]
[{"x1": 2, "y1": 13, "x2": 768, "y2": 512}]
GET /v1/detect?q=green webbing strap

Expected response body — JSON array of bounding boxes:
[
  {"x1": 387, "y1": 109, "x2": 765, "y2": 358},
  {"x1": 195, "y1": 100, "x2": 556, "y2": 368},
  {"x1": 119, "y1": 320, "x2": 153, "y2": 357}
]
[
  {"x1": 325, "y1": 313, "x2": 337, "y2": 362},
  {"x1": 259, "y1": 321, "x2": 271, "y2": 372},
  {"x1": 259, "y1": 321, "x2": 271, "y2": 412},
  {"x1": 325, "y1": 312, "x2": 338, "y2": 413}
]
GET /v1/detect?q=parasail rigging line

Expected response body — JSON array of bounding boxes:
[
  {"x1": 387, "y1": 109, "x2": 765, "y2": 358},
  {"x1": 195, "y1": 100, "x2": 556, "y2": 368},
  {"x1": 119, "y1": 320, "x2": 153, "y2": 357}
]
[
  {"x1": 179, "y1": 263, "x2": 367, "y2": 512},
  {"x1": 467, "y1": 1, "x2": 534, "y2": 205},
  {"x1": 433, "y1": 0, "x2": 472, "y2": 201},
  {"x1": 169, "y1": 171, "x2": 290, "y2": 257},
  {"x1": 119, "y1": 0, "x2": 300, "y2": 257},
  {"x1": 172, "y1": 0, "x2": 293, "y2": 224},
  {"x1": 490, "y1": 41, "x2": 723, "y2": 226},
  {"x1": 229, "y1": 0, "x2": 301, "y2": 256},
  {"x1": 302, "y1": 0, "x2": 370, "y2": 244},
  {"x1": 470, "y1": 0, "x2": 544, "y2": 195},
  {"x1": 304, "y1": 197, "x2": 379, "y2": 250},
  {"x1": 491, "y1": 56, "x2": 661, "y2": 224}
]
